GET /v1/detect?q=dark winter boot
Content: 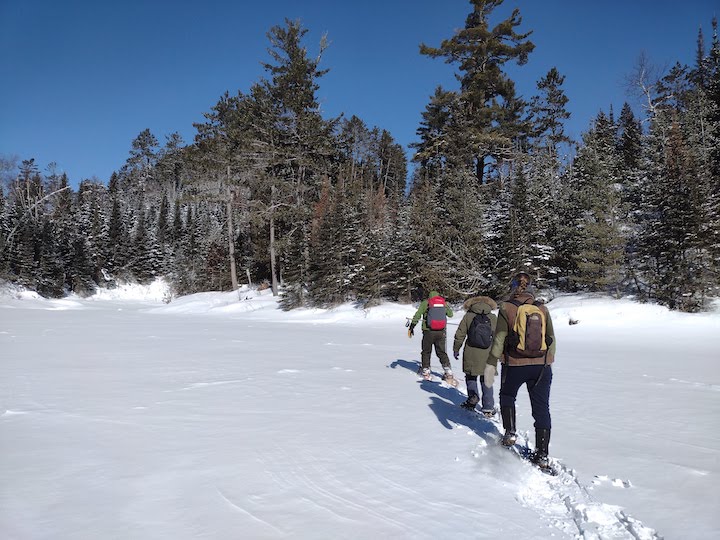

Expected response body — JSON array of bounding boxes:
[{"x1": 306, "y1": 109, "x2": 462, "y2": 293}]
[
  {"x1": 460, "y1": 393, "x2": 479, "y2": 411},
  {"x1": 532, "y1": 428, "x2": 551, "y2": 469},
  {"x1": 461, "y1": 376, "x2": 480, "y2": 410},
  {"x1": 500, "y1": 406, "x2": 517, "y2": 446}
]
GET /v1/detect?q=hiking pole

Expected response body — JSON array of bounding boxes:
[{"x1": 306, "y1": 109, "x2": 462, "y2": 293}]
[{"x1": 405, "y1": 318, "x2": 415, "y2": 338}]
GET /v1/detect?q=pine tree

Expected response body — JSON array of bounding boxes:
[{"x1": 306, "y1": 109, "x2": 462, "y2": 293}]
[
  {"x1": 0, "y1": 187, "x2": 8, "y2": 275},
  {"x1": 689, "y1": 19, "x2": 720, "y2": 294},
  {"x1": 123, "y1": 128, "x2": 159, "y2": 194},
  {"x1": 528, "y1": 67, "x2": 572, "y2": 156},
  {"x1": 406, "y1": 173, "x2": 451, "y2": 294},
  {"x1": 419, "y1": 0, "x2": 534, "y2": 183},
  {"x1": 379, "y1": 203, "x2": 416, "y2": 302},
  {"x1": 259, "y1": 19, "x2": 336, "y2": 306},
  {"x1": 571, "y1": 112, "x2": 626, "y2": 295},
  {"x1": 412, "y1": 87, "x2": 458, "y2": 175},
  {"x1": 36, "y1": 220, "x2": 65, "y2": 297},
  {"x1": 131, "y1": 200, "x2": 162, "y2": 283},
  {"x1": 703, "y1": 18, "x2": 720, "y2": 284},
  {"x1": 640, "y1": 115, "x2": 705, "y2": 310},
  {"x1": 50, "y1": 173, "x2": 78, "y2": 291}
]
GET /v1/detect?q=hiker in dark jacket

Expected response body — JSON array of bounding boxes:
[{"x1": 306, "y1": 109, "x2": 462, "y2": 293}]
[
  {"x1": 487, "y1": 272, "x2": 557, "y2": 470},
  {"x1": 408, "y1": 289, "x2": 456, "y2": 385},
  {"x1": 453, "y1": 296, "x2": 498, "y2": 417}
]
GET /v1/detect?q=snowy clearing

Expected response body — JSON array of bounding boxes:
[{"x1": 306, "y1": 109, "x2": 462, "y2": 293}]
[{"x1": 1, "y1": 282, "x2": 719, "y2": 539}]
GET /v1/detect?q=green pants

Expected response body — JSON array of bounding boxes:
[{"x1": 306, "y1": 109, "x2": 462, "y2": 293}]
[{"x1": 421, "y1": 329, "x2": 451, "y2": 370}]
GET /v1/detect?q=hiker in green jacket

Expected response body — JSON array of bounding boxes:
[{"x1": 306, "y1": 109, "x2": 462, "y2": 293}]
[
  {"x1": 453, "y1": 295, "x2": 498, "y2": 417},
  {"x1": 488, "y1": 272, "x2": 557, "y2": 471},
  {"x1": 408, "y1": 290, "x2": 456, "y2": 385}
]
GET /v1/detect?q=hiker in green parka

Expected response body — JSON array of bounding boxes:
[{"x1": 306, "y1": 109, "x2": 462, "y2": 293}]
[
  {"x1": 408, "y1": 290, "x2": 455, "y2": 383},
  {"x1": 453, "y1": 296, "x2": 498, "y2": 416}
]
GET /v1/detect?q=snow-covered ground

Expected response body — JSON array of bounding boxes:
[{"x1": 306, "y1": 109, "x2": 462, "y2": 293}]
[{"x1": 1, "y1": 281, "x2": 719, "y2": 539}]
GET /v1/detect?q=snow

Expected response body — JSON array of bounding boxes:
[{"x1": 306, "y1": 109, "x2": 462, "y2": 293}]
[{"x1": 1, "y1": 281, "x2": 719, "y2": 539}]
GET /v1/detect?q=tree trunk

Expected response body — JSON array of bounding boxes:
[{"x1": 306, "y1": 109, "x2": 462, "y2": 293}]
[
  {"x1": 270, "y1": 184, "x2": 279, "y2": 296},
  {"x1": 226, "y1": 167, "x2": 239, "y2": 291}
]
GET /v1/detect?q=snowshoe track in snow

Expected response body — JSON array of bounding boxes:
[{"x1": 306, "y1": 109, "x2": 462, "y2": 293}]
[
  {"x1": 394, "y1": 359, "x2": 662, "y2": 540},
  {"x1": 469, "y1": 403, "x2": 661, "y2": 539}
]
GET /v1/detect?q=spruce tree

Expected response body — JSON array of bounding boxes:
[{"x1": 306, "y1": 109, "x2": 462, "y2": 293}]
[
  {"x1": 571, "y1": 112, "x2": 626, "y2": 295},
  {"x1": 528, "y1": 67, "x2": 572, "y2": 155},
  {"x1": 0, "y1": 187, "x2": 7, "y2": 276},
  {"x1": 259, "y1": 19, "x2": 336, "y2": 306},
  {"x1": 419, "y1": 0, "x2": 534, "y2": 183},
  {"x1": 640, "y1": 115, "x2": 705, "y2": 310}
]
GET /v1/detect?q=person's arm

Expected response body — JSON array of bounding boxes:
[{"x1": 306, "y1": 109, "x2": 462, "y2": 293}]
[
  {"x1": 544, "y1": 308, "x2": 557, "y2": 356},
  {"x1": 487, "y1": 306, "x2": 508, "y2": 366},
  {"x1": 445, "y1": 304, "x2": 454, "y2": 318},
  {"x1": 453, "y1": 313, "x2": 469, "y2": 354},
  {"x1": 411, "y1": 300, "x2": 427, "y2": 327}
]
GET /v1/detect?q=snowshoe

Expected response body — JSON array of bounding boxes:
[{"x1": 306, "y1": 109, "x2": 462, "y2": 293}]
[
  {"x1": 501, "y1": 431, "x2": 517, "y2": 447},
  {"x1": 460, "y1": 399, "x2": 477, "y2": 411},
  {"x1": 480, "y1": 407, "x2": 497, "y2": 419},
  {"x1": 505, "y1": 443, "x2": 558, "y2": 476},
  {"x1": 421, "y1": 368, "x2": 432, "y2": 381},
  {"x1": 530, "y1": 453, "x2": 557, "y2": 476},
  {"x1": 441, "y1": 371, "x2": 458, "y2": 387}
]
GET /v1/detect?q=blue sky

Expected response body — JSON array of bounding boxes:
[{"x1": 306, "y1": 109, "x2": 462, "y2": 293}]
[{"x1": 0, "y1": 0, "x2": 716, "y2": 186}]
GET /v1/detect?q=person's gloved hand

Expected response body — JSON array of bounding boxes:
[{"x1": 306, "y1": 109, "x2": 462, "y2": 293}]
[
  {"x1": 483, "y1": 363, "x2": 496, "y2": 387},
  {"x1": 408, "y1": 324, "x2": 415, "y2": 338},
  {"x1": 453, "y1": 350, "x2": 459, "y2": 360}
]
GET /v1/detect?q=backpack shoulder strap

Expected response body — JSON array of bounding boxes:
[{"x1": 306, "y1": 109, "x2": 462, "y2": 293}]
[{"x1": 502, "y1": 301, "x2": 519, "y2": 328}]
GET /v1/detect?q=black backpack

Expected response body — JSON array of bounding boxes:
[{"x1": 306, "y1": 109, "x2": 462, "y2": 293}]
[{"x1": 467, "y1": 312, "x2": 493, "y2": 349}]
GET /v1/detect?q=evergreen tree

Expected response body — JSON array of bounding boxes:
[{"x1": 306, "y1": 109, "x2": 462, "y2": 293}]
[
  {"x1": 615, "y1": 103, "x2": 645, "y2": 292},
  {"x1": 50, "y1": 173, "x2": 77, "y2": 291},
  {"x1": 259, "y1": 19, "x2": 336, "y2": 306},
  {"x1": 379, "y1": 204, "x2": 416, "y2": 302},
  {"x1": 0, "y1": 187, "x2": 7, "y2": 275},
  {"x1": 528, "y1": 67, "x2": 572, "y2": 155},
  {"x1": 571, "y1": 112, "x2": 626, "y2": 295},
  {"x1": 131, "y1": 199, "x2": 162, "y2": 283},
  {"x1": 640, "y1": 115, "x2": 705, "y2": 310},
  {"x1": 36, "y1": 220, "x2": 65, "y2": 297},
  {"x1": 406, "y1": 173, "x2": 450, "y2": 294},
  {"x1": 123, "y1": 128, "x2": 159, "y2": 194},
  {"x1": 702, "y1": 18, "x2": 720, "y2": 283},
  {"x1": 412, "y1": 87, "x2": 457, "y2": 175},
  {"x1": 419, "y1": 0, "x2": 534, "y2": 182}
]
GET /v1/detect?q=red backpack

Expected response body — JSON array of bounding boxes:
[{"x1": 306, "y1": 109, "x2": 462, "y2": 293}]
[{"x1": 426, "y1": 295, "x2": 447, "y2": 330}]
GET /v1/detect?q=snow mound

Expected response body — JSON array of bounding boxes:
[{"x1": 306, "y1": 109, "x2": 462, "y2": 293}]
[
  {"x1": 153, "y1": 286, "x2": 276, "y2": 315},
  {"x1": 0, "y1": 280, "x2": 42, "y2": 300},
  {"x1": 151, "y1": 288, "x2": 416, "y2": 326},
  {"x1": 87, "y1": 279, "x2": 173, "y2": 303}
]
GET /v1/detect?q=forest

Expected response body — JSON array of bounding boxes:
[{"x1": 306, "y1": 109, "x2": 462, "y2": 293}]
[{"x1": 1, "y1": 0, "x2": 718, "y2": 312}]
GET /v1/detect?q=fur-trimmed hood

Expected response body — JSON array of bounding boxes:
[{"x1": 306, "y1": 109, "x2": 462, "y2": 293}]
[{"x1": 462, "y1": 296, "x2": 497, "y2": 314}]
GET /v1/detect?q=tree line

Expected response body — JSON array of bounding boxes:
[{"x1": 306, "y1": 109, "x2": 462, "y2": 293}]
[{"x1": 1, "y1": 0, "x2": 718, "y2": 312}]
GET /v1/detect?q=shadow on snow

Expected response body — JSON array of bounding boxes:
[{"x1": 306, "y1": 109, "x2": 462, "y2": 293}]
[{"x1": 389, "y1": 358, "x2": 500, "y2": 444}]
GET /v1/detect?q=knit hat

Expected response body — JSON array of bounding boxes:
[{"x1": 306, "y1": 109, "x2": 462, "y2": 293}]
[
  {"x1": 509, "y1": 272, "x2": 536, "y2": 298},
  {"x1": 510, "y1": 272, "x2": 531, "y2": 291}
]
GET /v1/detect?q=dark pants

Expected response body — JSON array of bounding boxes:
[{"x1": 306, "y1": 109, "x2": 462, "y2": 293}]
[
  {"x1": 499, "y1": 364, "x2": 552, "y2": 430},
  {"x1": 420, "y1": 329, "x2": 451, "y2": 370},
  {"x1": 465, "y1": 374, "x2": 495, "y2": 411}
]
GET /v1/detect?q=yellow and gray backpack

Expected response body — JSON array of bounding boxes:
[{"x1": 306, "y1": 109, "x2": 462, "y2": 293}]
[{"x1": 505, "y1": 299, "x2": 552, "y2": 358}]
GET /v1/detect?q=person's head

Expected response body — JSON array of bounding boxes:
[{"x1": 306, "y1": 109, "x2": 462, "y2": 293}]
[
  {"x1": 510, "y1": 272, "x2": 532, "y2": 296},
  {"x1": 428, "y1": 289, "x2": 440, "y2": 298}
]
